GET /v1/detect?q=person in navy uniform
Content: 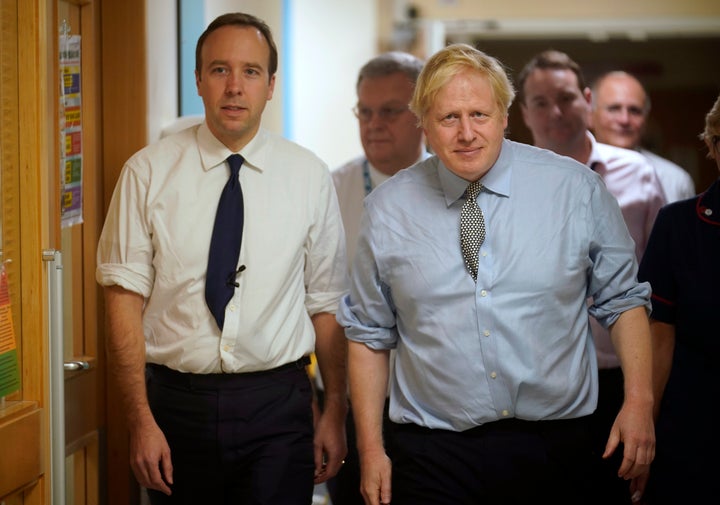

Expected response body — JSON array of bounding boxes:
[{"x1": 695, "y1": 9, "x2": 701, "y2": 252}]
[{"x1": 636, "y1": 92, "x2": 720, "y2": 504}]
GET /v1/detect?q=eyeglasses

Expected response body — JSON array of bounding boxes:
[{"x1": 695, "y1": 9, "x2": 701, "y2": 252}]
[{"x1": 352, "y1": 105, "x2": 408, "y2": 123}]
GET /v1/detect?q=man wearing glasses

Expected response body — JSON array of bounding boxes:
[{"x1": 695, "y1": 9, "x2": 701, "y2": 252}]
[
  {"x1": 333, "y1": 51, "x2": 428, "y2": 265},
  {"x1": 319, "y1": 51, "x2": 428, "y2": 505}
]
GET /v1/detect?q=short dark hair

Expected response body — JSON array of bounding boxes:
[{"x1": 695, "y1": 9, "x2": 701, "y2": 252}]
[
  {"x1": 516, "y1": 50, "x2": 586, "y2": 105},
  {"x1": 195, "y1": 12, "x2": 278, "y2": 80},
  {"x1": 356, "y1": 51, "x2": 424, "y2": 91}
]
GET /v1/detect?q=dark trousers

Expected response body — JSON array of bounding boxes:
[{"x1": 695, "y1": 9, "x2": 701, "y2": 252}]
[
  {"x1": 390, "y1": 416, "x2": 605, "y2": 505},
  {"x1": 145, "y1": 360, "x2": 314, "y2": 505},
  {"x1": 589, "y1": 367, "x2": 633, "y2": 505}
]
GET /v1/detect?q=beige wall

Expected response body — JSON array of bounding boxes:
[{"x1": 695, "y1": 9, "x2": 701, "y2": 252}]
[
  {"x1": 396, "y1": 0, "x2": 720, "y2": 19},
  {"x1": 380, "y1": 1, "x2": 720, "y2": 191},
  {"x1": 380, "y1": 1, "x2": 720, "y2": 51}
]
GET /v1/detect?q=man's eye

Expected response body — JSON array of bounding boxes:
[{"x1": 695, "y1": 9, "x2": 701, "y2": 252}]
[{"x1": 358, "y1": 108, "x2": 372, "y2": 120}]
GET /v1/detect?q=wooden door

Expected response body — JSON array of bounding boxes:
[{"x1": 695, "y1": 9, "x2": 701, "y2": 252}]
[
  {"x1": 1, "y1": 0, "x2": 144, "y2": 503},
  {"x1": 0, "y1": 0, "x2": 55, "y2": 503},
  {"x1": 57, "y1": 1, "x2": 105, "y2": 504}
]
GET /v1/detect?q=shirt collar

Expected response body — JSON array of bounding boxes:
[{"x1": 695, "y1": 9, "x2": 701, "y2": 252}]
[
  {"x1": 436, "y1": 139, "x2": 513, "y2": 207},
  {"x1": 197, "y1": 122, "x2": 269, "y2": 173},
  {"x1": 586, "y1": 131, "x2": 604, "y2": 169}
]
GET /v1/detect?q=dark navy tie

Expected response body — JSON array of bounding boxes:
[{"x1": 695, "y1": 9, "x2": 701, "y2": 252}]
[{"x1": 205, "y1": 154, "x2": 244, "y2": 330}]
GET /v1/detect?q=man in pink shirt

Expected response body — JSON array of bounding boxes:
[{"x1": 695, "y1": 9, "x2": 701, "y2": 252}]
[{"x1": 517, "y1": 49, "x2": 665, "y2": 505}]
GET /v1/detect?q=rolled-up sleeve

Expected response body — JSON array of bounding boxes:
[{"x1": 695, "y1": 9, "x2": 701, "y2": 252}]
[
  {"x1": 96, "y1": 162, "x2": 155, "y2": 297},
  {"x1": 304, "y1": 168, "x2": 349, "y2": 316},
  {"x1": 586, "y1": 181, "x2": 652, "y2": 328},
  {"x1": 337, "y1": 208, "x2": 398, "y2": 350}
]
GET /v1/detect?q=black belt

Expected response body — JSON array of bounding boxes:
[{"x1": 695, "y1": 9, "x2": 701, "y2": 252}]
[{"x1": 146, "y1": 355, "x2": 311, "y2": 389}]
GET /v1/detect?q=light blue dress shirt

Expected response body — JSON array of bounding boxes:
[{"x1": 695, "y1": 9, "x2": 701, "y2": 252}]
[{"x1": 337, "y1": 139, "x2": 651, "y2": 431}]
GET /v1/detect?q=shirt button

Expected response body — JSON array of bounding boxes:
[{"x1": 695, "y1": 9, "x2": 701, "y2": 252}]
[
  {"x1": 502, "y1": 409, "x2": 509, "y2": 417},
  {"x1": 481, "y1": 251, "x2": 488, "y2": 257},
  {"x1": 490, "y1": 371, "x2": 497, "y2": 379},
  {"x1": 228, "y1": 304, "x2": 236, "y2": 311},
  {"x1": 480, "y1": 290, "x2": 487, "y2": 297},
  {"x1": 223, "y1": 345, "x2": 231, "y2": 352},
  {"x1": 483, "y1": 329, "x2": 490, "y2": 337}
]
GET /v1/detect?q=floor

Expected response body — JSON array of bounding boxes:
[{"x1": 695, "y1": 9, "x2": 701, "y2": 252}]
[{"x1": 313, "y1": 482, "x2": 332, "y2": 504}]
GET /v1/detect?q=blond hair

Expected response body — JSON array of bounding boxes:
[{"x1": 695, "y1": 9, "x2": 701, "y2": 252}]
[
  {"x1": 409, "y1": 43, "x2": 515, "y2": 127},
  {"x1": 699, "y1": 93, "x2": 720, "y2": 159}
]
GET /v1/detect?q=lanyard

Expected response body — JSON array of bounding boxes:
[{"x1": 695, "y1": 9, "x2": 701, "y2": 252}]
[{"x1": 362, "y1": 159, "x2": 373, "y2": 197}]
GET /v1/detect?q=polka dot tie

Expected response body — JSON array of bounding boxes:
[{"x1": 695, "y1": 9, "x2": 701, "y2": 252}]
[{"x1": 460, "y1": 180, "x2": 485, "y2": 281}]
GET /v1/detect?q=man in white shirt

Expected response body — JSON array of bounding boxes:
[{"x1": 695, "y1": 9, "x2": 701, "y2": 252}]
[
  {"x1": 323, "y1": 51, "x2": 427, "y2": 505},
  {"x1": 96, "y1": 13, "x2": 348, "y2": 504},
  {"x1": 591, "y1": 70, "x2": 695, "y2": 202},
  {"x1": 332, "y1": 52, "x2": 428, "y2": 265}
]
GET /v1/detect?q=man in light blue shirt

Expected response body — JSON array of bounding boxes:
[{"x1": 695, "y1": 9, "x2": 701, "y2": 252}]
[{"x1": 337, "y1": 43, "x2": 655, "y2": 505}]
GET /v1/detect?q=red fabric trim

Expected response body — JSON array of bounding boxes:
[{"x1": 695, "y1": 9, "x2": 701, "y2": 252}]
[{"x1": 651, "y1": 293, "x2": 675, "y2": 307}]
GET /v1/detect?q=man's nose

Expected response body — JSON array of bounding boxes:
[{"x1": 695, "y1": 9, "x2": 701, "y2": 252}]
[{"x1": 458, "y1": 117, "x2": 474, "y2": 141}]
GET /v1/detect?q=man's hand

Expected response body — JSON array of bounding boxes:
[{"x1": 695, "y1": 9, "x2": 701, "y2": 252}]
[
  {"x1": 129, "y1": 419, "x2": 173, "y2": 495},
  {"x1": 313, "y1": 397, "x2": 348, "y2": 483},
  {"x1": 359, "y1": 448, "x2": 392, "y2": 505}
]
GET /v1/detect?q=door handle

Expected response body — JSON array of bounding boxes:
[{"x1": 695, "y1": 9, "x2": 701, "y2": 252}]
[{"x1": 63, "y1": 360, "x2": 91, "y2": 372}]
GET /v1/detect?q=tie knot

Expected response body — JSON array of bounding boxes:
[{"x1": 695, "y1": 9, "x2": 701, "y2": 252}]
[
  {"x1": 464, "y1": 180, "x2": 484, "y2": 200},
  {"x1": 227, "y1": 154, "x2": 244, "y2": 176}
]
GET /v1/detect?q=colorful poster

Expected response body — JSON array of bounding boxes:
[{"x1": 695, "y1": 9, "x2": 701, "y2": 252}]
[
  {"x1": 0, "y1": 265, "x2": 20, "y2": 397},
  {"x1": 60, "y1": 33, "x2": 83, "y2": 227}
]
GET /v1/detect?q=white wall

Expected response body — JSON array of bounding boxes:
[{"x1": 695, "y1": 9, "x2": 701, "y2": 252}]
[
  {"x1": 147, "y1": 0, "x2": 376, "y2": 170},
  {"x1": 284, "y1": 0, "x2": 376, "y2": 169},
  {"x1": 146, "y1": 0, "x2": 180, "y2": 143}
]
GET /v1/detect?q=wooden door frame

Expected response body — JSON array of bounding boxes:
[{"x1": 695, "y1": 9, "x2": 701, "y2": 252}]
[
  {"x1": 5, "y1": 0, "x2": 59, "y2": 503},
  {"x1": 57, "y1": 1, "x2": 106, "y2": 504},
  {"x1": 100, "y1": 1, "x2": 148, "y2": 504},
  {"x1": 0, "y1": 1, "x2": 44, "y2": 498},
  {"x1": 1, "y1": 0, "x2": 148, "y2": 503}
]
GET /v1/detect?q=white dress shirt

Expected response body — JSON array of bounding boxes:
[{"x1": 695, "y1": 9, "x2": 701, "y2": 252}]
[
  {"x1": 96, "y1": 123, "x2": 347, "y2": 373},
  {"x1": 331, "y1": 158, "x2": 391, "y2": 267},
  {"x1": 331, "y1": 152, "x2": 430, "y2": 266},
  {"x1": 638, "y1": 148, "x2": 696, "y2": 202}
]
